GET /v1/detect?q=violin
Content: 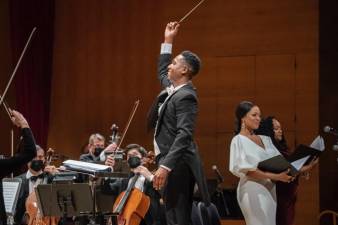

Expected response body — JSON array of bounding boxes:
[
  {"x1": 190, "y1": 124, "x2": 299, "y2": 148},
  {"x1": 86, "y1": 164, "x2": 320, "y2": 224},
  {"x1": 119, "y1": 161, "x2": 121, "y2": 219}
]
[
  {"x1": 106, "y1": 100, "x2": 140, "y2": 161},
  {"x1": 112, "y1": 174, "x2": 150, "y2": 225},
  {"x1": 111, "y1": 124, "x2": 120, "y2": 144},
  {"x1": 25, "y1": 148, "x2": 59, "y2": 225},
  {"x1": 108, "y1": 124, "x2": 124, "y2": 160}
]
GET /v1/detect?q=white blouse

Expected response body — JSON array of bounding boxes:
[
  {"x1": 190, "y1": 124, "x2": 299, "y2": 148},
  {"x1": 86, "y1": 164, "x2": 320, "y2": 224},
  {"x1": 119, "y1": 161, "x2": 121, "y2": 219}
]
[{"x1": 229, "y1": 134, "x2": 281, "y2": 179}]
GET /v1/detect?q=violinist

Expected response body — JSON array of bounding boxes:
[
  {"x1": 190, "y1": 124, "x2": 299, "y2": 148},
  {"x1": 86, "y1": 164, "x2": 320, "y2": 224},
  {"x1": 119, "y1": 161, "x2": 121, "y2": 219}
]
[
  {"x1": 77, "y1": 133, "x2": 116, "y2": 225},
  {"x1": 0, "y1": 110, "x2": 37, "y2": 225},
  {"x1": 79, "y1": 133, "x2": 116, "y2": 167},
  {"x1": 13, "y1": 145, "x2": 58, "y2": 225},
  {"x1": 103, "y1": 144, "x2": 163, "y2": 225}
]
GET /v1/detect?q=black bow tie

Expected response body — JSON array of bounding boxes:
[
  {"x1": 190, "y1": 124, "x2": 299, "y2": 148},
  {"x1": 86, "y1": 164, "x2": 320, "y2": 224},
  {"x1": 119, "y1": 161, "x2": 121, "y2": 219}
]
[{"x1": 30, "y1": 173, "x2": 45, "y2": 182}]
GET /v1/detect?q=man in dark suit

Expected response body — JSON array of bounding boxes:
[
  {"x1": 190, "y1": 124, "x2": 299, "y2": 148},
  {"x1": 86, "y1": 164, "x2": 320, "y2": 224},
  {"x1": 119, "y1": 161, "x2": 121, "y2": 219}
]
[
  {"x1": 151, "y1": 22, "x2": 210, "y2": 225},
  {"x1": 0, "y1": 110, "x2": 37, "y2": 225}
]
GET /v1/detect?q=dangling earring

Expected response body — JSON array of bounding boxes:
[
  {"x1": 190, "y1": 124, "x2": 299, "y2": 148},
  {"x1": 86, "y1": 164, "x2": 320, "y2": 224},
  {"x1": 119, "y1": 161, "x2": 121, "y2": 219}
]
[{"x1": 241, "y1": 121, "x2": 246, "y2": 131}]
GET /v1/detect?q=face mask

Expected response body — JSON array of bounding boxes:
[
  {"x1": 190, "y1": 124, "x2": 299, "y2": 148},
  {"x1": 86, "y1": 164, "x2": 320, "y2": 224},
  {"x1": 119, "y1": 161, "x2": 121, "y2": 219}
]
[
  {"x1": 94, "y1": 147, "x2": 104, "y2": 157},
  {"x1": 127, "y1": 156, "x2": 141, "y2": 169},
  {"x1": 30, "y1": 160, "x2": 44, "y2": 172}
]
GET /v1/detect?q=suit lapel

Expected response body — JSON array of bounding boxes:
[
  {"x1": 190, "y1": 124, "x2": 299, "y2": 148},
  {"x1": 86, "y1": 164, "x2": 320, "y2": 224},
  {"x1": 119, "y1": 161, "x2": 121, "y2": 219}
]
[{"x1": 155, "y1": 83, "x2": 194, "y2": 136}]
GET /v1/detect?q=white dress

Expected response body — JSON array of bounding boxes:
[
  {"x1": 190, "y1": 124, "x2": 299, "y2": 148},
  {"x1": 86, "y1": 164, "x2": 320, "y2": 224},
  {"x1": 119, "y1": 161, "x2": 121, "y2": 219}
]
[{"x1": 229, "y1": 134, "x2": 281, "y2": 225}]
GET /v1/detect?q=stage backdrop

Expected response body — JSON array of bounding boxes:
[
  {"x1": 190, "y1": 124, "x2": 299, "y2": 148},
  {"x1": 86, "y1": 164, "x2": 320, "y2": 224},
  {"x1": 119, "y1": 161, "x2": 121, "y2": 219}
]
[{"x1": 47, "y1": 1, "x2": 319, "y2": 225}]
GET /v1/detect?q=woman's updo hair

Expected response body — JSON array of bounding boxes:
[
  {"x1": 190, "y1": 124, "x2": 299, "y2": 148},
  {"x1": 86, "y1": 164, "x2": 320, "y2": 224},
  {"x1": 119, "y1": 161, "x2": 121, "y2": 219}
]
[{"x1": 234, "y1": 101, "x2": 255, "y2": 134}]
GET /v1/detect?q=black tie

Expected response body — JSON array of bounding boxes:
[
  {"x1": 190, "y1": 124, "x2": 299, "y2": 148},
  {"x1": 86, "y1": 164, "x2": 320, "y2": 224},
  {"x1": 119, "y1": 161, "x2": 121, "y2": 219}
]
[{"x1": 30, "y1": 173, "x2": 45, "y2": 182}]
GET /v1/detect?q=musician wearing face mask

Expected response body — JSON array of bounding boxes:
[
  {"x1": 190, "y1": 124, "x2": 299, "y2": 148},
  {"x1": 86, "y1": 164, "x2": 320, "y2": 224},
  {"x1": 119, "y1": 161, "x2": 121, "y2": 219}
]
[
  {"x1": 79, "y1": 133, "x2": 116, "y2": 168},
  {"x1": 13, "y1": 146, "x2": 56, "y2": 225},
  {"x1": 102, "y1": 144, "x2": 164, "y2": 225}
]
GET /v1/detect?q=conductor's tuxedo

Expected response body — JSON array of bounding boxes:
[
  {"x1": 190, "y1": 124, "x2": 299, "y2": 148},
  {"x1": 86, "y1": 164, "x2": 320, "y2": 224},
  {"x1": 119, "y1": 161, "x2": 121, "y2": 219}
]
[{"x1": 153, "y1": 53, "x2": 210, "y2": 225}]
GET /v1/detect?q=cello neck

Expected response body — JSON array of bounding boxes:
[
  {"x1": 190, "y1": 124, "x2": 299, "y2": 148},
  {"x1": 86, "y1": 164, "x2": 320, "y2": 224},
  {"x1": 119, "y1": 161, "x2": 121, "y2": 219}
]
[{"x1": 113, "y1": 173, "x2": 140, "y2": 214}]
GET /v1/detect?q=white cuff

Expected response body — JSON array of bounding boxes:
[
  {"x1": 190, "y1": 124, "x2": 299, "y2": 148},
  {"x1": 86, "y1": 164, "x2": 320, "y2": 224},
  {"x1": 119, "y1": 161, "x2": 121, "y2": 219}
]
[
  {"x1": 160, "y1": 165, "x2": 171, "y2": 172},
  {"x1": 99, "y1": 151, "x2": 106, "y2": 161},
  {"x1": 161, "y1": 43, "x2": 172, "y2": 54}
]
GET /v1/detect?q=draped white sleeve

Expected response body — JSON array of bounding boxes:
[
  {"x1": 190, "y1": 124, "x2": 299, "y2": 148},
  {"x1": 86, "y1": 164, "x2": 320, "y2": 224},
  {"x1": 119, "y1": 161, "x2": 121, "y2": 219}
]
[
  {"x1": 229, "y1": 135, "x2": 259, "y2": 178},
  {"x1": 229, "y1": 135, "x2": 281, "y2": 179}
]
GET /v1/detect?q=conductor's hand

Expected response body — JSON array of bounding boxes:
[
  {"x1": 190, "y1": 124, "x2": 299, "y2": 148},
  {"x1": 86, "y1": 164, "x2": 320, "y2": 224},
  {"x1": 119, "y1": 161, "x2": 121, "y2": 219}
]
[
  {"x1": 274, "y1": 169, "x2": 294, "y2": 183},
  {"x1": 10, "y1": 109, "x2": 29, "y2": 128},
  {"x1": 164, "y1": 22, "x2": 180, "y2": 44},
  {"x1": 153, "y1": 167, "x2": 169, "y2": 190}
]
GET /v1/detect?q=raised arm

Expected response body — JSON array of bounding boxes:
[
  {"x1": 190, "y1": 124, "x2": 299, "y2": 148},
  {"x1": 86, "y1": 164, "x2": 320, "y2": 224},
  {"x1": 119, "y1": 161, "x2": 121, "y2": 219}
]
[
  {"x1": 0, "y1": 110, "x2": 36, "y2": 176},
  {"x1": 158, "y1": 22, "x2": 180, "y2": 88}
]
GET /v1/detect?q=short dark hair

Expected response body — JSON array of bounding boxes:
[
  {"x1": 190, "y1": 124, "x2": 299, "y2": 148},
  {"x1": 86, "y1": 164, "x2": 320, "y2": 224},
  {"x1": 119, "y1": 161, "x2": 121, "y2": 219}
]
[
  {"x1": 234, "y1": 101, "x2": 255, "y2": 134},
  {"x1": 125, "y1": 144, "x2": 147, "y2": 157},
  {"x1": 180, "y1": 50, "x2": 201, "y2": 77}
]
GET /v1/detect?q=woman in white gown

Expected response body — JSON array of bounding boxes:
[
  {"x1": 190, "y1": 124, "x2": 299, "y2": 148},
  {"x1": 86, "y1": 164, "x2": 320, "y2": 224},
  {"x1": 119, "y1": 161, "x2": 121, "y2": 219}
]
[{"x1": 229, "y1": 101, "x2": 293, "y2": 225}]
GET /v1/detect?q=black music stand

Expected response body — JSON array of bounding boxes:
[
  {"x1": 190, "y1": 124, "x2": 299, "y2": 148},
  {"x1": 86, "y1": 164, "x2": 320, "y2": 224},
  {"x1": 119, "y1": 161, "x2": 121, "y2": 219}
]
[{"x1": 35, "y1": 183, "x2": 93, "y2": 220}]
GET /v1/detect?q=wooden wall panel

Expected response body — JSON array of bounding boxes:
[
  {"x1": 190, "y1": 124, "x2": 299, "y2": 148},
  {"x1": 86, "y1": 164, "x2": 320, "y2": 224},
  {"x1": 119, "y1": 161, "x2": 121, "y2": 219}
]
[
  {"x1": 216, "y1": 56, "x2": 255, "y2": 133},
  {"x1": 255, "y1": 54, "x2": 296, "y2": 130},
  {"x1": 295, "y1": 53, "x2": 319, "y2": 133},
  {"x1": 216, "y1": 132, "x2": 239, "y2": 187}
]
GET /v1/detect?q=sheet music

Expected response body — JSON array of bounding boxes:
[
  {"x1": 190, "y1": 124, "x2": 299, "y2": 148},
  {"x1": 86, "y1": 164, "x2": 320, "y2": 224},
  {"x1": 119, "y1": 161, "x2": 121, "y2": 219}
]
[
  {"x1": 2, "y1": 179, "x2": 21, "y2": 214},
  {"x1": 63, "y1": 160, "x2": 112, "y2": 173},
  {"x1": 310, "y1": 135, "x2": 325, "y2": 151},
  {"x1": 291, "y1": 156, "x2": 311, "y2": 171}
]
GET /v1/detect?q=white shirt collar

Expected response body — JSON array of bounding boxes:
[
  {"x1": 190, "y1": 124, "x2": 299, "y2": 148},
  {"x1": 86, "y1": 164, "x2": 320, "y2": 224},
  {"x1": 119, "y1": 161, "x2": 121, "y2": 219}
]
[
  {"x1": 166, "y1": 83, "x2": 187, "y2": 95},
  {"x1": 26, "y1": 170, "x2": 43, "y2": 179}
]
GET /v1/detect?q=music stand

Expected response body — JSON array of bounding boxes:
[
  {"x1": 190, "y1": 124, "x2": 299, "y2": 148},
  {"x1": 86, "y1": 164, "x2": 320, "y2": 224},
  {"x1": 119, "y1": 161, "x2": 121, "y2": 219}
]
[
  {"x1": 2, "y1": 178, "x2": 22, "y2": 216},
  {"x1": 35, "y1": 183, "x2": 93, "y2": 219}
]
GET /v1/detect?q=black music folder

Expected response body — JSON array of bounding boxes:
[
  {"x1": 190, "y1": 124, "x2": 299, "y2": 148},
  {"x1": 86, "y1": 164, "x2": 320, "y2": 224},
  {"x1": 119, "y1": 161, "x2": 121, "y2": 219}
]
[
  {"x1": 258, "y1": 155, "x2": 299, "y2": 176},
  {"x1": 286, "y1": 144, "x2": 322, "y2": 163},
  {"x1": 258, "y1": 135, "x2": 325, "y2": 176}
]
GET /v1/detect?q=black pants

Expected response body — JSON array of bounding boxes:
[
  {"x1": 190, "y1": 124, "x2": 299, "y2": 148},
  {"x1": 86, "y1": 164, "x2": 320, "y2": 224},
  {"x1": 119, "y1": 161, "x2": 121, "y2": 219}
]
[{"x1": 163, "y1": 162, "x2": 195, "y2": 225}]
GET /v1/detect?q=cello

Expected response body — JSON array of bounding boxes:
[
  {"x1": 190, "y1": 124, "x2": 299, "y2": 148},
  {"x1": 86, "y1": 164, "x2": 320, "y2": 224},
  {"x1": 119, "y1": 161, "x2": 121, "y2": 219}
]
[
  {"x1": 110, "y1": 100, "x2": 150, "y2": 225},
  {"x1": 25, "y1": 148, "x2": 59, "y2": 225},
  {"x1": 112, "y1": 174, "x2": 150, "y2": 225}
]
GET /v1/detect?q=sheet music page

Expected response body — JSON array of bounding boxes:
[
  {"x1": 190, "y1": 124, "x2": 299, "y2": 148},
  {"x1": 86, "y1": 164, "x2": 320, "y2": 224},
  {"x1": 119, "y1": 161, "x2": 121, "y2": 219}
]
[
  {"x1": 291, "y1": 156, "x2": 311, "y2": 171},
  {"x1": 310, "y1": 135, "x2": 325, "y2": 151},
  {"x1": 2, "y1": 181, "x2": 20, "y2": 213},
  {"x1": 63, "y1": 159, "x2": 111, "y2": 171}
]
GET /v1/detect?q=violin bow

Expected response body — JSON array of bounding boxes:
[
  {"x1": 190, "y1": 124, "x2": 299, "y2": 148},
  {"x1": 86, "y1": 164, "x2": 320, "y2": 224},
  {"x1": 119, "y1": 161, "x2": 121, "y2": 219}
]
[
  {"x1": 0, "y1": 27, "x2": 37, "y2": 107},
  {"x1": 116, "y1": 100, "x2": 140, "y2": 150},
  {"x1": 178, "y1": 0, "x2": 206, "y2": 24},
  {"x1": 0, "y1": 96, "x2": 13, "y2": 119}
]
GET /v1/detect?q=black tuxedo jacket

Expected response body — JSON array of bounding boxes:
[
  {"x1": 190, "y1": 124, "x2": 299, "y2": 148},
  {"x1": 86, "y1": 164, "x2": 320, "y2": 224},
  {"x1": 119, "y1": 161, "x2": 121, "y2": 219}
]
[
  {"x1": 0, "y1": 128, "x2": 36, "y2": 225},
  {"x1": 154, "y1": 53, "x2": 210, "y2": 205}
]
